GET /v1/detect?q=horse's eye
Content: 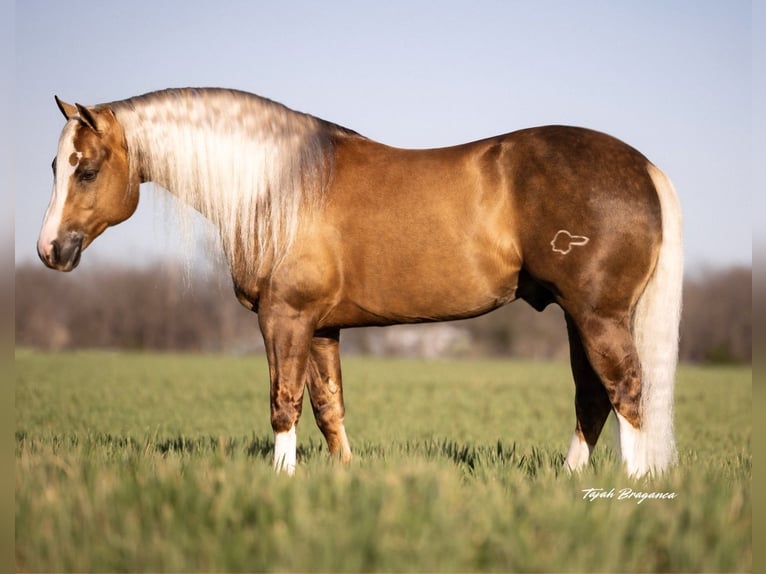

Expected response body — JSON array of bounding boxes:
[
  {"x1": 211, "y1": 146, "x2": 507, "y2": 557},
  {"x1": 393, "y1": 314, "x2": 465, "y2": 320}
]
[{"x1": 79, "y1": 170, "x2": 98, "y2": 182}]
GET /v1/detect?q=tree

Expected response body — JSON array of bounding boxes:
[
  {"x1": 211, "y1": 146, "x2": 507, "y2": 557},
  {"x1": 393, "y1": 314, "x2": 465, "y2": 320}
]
[{"x1": 16, "y1": 263, "x2": 751, "y2": 364}]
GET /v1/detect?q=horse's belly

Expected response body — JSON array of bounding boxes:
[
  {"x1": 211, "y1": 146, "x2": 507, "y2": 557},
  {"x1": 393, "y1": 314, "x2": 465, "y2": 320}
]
[{"x1": 324, "y1": 246, "x2": 520, "y2": 328}]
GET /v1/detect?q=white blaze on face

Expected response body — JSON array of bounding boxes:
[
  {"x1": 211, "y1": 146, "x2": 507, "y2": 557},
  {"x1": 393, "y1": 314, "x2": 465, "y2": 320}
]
[{"x1": 38, "y1": 121, "x2": 81, "y2": 253}]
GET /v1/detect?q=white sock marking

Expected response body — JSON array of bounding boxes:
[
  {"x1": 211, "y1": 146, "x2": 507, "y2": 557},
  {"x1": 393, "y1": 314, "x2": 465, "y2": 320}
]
[
  {"x1": 564, "y1": 431, "x2": 592, "y2": 472},
  {"x1": 274, "y1": 426, "x2": 297, "y2": 475},
  {"x1": 616, "y1": 412, "x2": 647, "y2": 477},
  {"x1": 338, "y1": 422, "x2": 352, "y2": 463}
]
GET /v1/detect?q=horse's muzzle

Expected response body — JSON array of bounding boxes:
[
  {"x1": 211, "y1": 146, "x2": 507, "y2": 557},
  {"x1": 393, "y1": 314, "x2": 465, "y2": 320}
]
[{"x1": 37, "y1": 232, "x2": 84, "y2": 272}]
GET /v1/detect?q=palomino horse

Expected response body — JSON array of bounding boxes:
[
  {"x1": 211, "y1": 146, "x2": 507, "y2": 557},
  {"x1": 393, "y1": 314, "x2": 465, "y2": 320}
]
[{"x1": 38, "y1": 88, "x2": 682, "y2": 476}]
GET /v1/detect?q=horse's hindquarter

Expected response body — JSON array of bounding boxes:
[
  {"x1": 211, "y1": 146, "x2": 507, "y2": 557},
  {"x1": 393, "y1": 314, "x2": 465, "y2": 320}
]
[
  {"x1": 502, "y1": 126, "x2": 664, "y2": 316},
  {"x1": 314, "y1": 136, "x2": 524, "y2": 327}
]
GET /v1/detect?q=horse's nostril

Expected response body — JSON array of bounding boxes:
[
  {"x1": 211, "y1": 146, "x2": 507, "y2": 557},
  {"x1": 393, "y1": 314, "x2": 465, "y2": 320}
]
[{"x1": 50, "y1": 239, "x2": 61, "y2": 263}]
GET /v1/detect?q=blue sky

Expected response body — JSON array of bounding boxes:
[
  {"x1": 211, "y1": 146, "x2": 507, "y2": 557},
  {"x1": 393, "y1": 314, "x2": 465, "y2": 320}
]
[{"x1": 15, "y1": 0, "x2": 752, "y2": 271}]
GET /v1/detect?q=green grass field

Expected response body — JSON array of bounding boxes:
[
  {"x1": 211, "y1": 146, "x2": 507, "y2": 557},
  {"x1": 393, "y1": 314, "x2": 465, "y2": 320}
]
[{"x1": 16, "y1": 350, "x2": 751, "y2": 572}]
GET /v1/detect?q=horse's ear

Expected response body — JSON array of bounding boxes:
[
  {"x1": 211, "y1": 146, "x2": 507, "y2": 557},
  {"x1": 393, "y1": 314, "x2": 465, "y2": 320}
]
[
  {"x1": 75, "y1": 103, "x2": 103, "y2": 133},
  {"x1": 55, "y1": 96, "x2": 78, "y2": 120}
]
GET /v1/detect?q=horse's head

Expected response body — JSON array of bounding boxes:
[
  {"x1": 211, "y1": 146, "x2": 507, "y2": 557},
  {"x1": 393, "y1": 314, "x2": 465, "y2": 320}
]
[{"x1": 37, "y1": 97, "x2": 139, "y2": 271}]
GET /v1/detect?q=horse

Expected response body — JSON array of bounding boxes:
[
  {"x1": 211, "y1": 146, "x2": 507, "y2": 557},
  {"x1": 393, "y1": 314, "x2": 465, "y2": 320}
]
[{"x1": 37, "y1": 88, "x2": 682, "y2": 477}]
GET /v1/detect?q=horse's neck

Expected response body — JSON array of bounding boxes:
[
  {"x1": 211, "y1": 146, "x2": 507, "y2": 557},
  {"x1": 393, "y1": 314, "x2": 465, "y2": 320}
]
[{"x1": 111, "y1": 89, "x2": 335, "y2": 275}]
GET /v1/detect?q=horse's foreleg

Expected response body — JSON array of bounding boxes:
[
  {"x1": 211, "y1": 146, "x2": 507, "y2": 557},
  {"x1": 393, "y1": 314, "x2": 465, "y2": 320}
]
[
  {"x1": 564, "y1": 314, "x2": 613, "y2": 472},
  {"x1": 259, "y1": 310, "x2": 315, "y2": 475},
  {"x1": 306, "y1": 329, "x2": 352, "y2": 463}
]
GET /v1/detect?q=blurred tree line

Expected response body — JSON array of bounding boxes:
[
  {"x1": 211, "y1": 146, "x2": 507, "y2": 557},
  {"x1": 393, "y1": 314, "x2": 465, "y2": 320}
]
[{"x1": 15, "y1": 262, "x2": 751, "y2": 364}]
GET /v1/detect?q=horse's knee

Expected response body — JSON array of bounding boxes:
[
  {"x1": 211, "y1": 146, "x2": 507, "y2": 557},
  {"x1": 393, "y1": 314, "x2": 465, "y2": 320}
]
[{"x1": 271, "y1": 385, "x2": 306, "y2": 433}]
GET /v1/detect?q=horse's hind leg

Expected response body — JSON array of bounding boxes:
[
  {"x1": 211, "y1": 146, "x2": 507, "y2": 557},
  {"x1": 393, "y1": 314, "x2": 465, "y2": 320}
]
[
  {"x1": 306, "y1": 329, "x2": 352, "y2": 463},
  {"x1": 566, "y1": 309, "x2": 648, "y2": 476},
  {"x1": 564, "y1": 313, "x2": 613, "y2": 472}
]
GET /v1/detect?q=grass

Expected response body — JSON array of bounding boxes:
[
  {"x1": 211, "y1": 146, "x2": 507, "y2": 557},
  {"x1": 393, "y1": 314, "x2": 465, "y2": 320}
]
[{"x1": 15, "y1": 349, "x2": 751, "y2": 572}]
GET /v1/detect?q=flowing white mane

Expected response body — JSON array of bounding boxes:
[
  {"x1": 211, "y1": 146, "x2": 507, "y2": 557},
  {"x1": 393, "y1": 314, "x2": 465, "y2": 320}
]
[{"x1": 110, "y1": 88, "x2": 348, "y2": 276}]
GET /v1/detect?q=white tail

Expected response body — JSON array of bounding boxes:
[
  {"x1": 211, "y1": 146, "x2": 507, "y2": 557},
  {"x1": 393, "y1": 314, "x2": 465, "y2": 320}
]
[{"x1": 623, "y1": 163, "x2": 683, "y2": 475}]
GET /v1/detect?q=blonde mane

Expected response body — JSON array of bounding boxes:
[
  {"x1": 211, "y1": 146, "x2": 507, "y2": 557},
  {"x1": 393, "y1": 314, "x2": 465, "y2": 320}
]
[{"x1": 110, "y1": 88, "x2": 347, "y2": 276}]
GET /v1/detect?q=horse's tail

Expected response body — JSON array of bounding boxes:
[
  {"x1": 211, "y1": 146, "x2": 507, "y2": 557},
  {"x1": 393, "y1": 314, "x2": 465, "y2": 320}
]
[
  {"x1": 633, "y1": 164, "x2": 683, "y2": 472},
  {"x1": 630, "y1": 163, "x2": 684, "y2": 474}
]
